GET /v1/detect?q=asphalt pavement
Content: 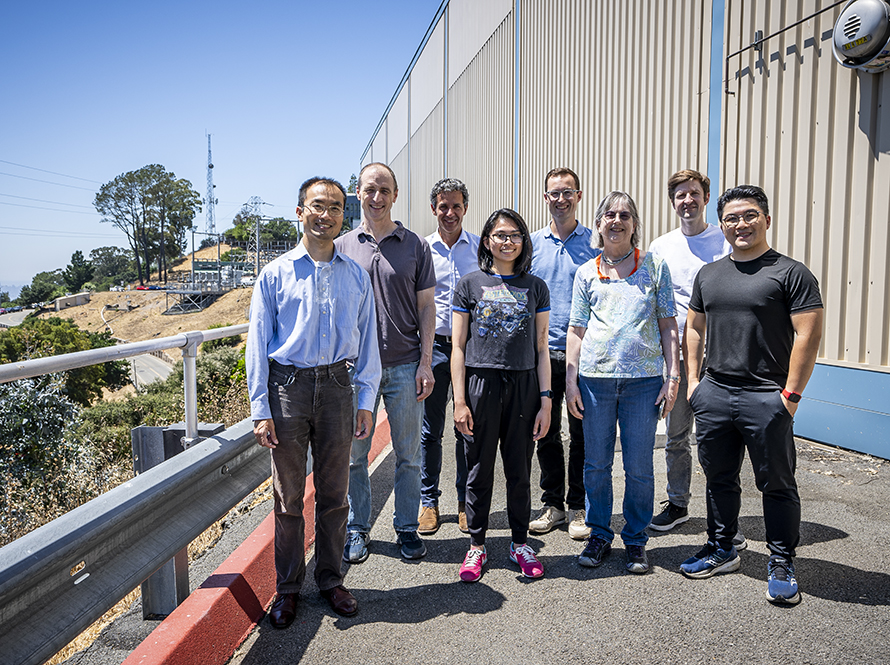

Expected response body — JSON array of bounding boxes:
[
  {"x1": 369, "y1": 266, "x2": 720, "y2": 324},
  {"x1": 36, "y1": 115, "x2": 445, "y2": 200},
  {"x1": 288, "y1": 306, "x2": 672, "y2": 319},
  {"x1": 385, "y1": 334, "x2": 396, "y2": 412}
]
[
  {"x1": 66, "y1": 418, "x2": 890, "y2": 665},
  {"x1": 226, "y1": 425, "x2": 890, "y2": 665}
]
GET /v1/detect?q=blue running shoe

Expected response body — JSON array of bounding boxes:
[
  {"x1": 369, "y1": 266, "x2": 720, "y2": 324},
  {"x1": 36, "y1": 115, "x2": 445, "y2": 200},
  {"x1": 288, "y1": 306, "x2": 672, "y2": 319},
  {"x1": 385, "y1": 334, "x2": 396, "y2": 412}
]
[
  {"x1": 766, "y1": 555, "x2": 801, "y2": 605},
  {"x1": 680, "y1": 545, "x2": 740, "y2": 579}
]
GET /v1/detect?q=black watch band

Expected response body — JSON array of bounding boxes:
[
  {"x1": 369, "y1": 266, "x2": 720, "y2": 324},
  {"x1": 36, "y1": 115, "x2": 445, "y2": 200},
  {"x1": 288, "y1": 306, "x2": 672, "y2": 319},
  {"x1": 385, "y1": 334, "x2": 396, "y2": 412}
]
[{"x1": 540, "y1": 390, "x2": 553, "y2": 399}]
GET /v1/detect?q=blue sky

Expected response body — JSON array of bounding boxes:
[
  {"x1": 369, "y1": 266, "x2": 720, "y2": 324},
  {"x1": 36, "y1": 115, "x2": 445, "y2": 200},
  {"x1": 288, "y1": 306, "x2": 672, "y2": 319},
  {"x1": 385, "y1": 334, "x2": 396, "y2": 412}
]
[{"x1": 0, "y1": 0, "x2": 442, "y2": 295}]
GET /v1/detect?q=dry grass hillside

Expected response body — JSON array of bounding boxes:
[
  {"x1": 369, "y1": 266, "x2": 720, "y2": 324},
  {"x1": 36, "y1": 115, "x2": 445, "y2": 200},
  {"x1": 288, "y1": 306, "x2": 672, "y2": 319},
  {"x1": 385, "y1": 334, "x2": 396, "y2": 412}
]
[{"x1": 37, "y1": 245, "x2": 253, "y2": 349}]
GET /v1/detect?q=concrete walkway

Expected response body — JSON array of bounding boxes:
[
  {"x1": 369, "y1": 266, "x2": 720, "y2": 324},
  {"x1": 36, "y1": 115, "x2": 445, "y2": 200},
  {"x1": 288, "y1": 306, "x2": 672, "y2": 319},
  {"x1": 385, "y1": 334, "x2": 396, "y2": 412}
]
[{"x1": 223, "y1": 427, "x2": 890, "y2": 665}]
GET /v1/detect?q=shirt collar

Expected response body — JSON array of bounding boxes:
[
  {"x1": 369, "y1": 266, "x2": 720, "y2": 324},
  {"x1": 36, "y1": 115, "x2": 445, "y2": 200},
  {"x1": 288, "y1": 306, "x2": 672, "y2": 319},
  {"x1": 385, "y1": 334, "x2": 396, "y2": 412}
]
[
  {"x1": 290, "y1": 241, "x2": 342, "y2": 265},
  {"x1": 429, "y1": 227, "x2": 471, "y2": 250},
  {"x1": 359, "y1": 219, "x2": 406, "y2": 242},
  {"x1": 545, "y1": 220, "x2": 585, "y2": 241}
]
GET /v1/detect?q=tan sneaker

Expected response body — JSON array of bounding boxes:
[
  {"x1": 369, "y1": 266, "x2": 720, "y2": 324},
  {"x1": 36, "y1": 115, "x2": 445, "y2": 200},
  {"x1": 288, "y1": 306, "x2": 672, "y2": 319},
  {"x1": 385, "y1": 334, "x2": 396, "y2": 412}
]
[
  {"x1": 568, "y1": 509, "x2": 591, "y2": 540},
  {"x1": 418, "y1": 505, "x2": 440, "y2": 535},
  {"x1": 529, "y1": 505, "x2": 566, "y2": 534},
  {"x1": 457, "y1": 501, "x2": 469, "y2": 533}
]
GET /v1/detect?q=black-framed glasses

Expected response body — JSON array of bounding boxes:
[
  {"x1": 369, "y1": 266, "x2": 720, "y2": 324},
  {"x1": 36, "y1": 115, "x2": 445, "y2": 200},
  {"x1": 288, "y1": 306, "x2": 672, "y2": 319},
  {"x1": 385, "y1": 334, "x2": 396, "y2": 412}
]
[
  {"x1": 304, "y1": 201, "x2": 344, "y2": 217},
  {"x1": 602, "y1": 210, "x2": 632, "y2": 222},
  {"x1": 489, "y1": 232, "x2": 523, "y2": 244},
  {"x1": 545, "y1": 189, "x2": 580, "y2": 201},
  {"x1": 721, "y1": 209, "x2": 761, "y2": 227}
]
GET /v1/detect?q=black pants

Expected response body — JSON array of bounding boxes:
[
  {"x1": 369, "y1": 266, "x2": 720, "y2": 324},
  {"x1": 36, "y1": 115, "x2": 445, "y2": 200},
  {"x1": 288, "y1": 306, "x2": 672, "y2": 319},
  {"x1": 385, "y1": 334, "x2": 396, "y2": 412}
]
[
  {"x1": 464, "y1": 367, "x2": 539, "y2": 547},
  {"x1": 690, "y1": 374, "x2": 800, "y2": 558},
  {"x1": 535, "y1": 350, "x2": 585, "y2": 511}
]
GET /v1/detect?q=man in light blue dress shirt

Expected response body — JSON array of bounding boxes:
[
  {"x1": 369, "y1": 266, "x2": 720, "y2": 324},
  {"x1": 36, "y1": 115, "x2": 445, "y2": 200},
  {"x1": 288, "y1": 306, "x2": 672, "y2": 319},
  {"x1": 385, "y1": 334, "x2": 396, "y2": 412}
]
[
  {"x1": 246, "y1": 177, "x2": 380, "y2": 628},
  {"x1": 529, "y1": 167, "x2": 598, "y2": 540},
  {"x1": 418, "y1": 178, "x2": 480, "y2": 535}
]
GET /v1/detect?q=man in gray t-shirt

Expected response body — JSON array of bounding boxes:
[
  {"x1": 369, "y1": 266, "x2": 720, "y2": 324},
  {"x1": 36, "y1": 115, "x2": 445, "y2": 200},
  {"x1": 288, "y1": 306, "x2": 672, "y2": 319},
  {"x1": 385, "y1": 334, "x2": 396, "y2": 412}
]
[{"x1": 335, "y1": 162, "x2": 437, "y2": 564}]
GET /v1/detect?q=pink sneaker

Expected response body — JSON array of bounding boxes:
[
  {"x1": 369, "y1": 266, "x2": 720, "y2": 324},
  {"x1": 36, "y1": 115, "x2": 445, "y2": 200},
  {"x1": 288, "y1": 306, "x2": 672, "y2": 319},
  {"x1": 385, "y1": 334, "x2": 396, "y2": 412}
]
[
  {"x1": 459, "y1": 547, "x2": 487, "y2": 582},
  {"x1": 510, "y1": 542, "x2": 544, "y2": 578}
]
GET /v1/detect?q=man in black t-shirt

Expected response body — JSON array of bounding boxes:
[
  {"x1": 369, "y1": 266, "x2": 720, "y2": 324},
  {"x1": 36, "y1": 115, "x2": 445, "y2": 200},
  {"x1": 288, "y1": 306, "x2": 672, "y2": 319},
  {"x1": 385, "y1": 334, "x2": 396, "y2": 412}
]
[{"x1": 680, "y1": 185, "x2": 823, "y2": 606}]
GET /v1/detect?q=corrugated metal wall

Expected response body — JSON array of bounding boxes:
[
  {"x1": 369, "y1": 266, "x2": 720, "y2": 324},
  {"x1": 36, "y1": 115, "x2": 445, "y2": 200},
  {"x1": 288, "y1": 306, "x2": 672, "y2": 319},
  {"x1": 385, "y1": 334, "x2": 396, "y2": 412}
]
[
  {"x1": 446, "y1": 12, "x2": 515, "y2": 235},
  {"x1": 517, "y1": 0, "x2": 713, "y2": 240},
  {"x1": 723, "y1": 0, "x2": 890, "y2": 372}
]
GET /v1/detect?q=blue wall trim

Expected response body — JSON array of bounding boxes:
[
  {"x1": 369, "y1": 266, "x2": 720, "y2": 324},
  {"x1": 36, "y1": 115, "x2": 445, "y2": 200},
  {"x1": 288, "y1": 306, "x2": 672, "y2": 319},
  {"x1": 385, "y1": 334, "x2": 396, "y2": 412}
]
[{"x1": 794, "y1": 363, "x2": 890, "y2": 460}]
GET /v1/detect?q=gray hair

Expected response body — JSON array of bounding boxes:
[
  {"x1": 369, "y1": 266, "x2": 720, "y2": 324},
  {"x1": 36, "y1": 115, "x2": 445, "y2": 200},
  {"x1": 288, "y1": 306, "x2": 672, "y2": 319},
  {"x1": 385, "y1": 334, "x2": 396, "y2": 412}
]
[
  {"x1": 429, "y1": 178, "x2": 469, "y2": 207},
  {"x1": 593, "y1": 190, "x2": 641, "y2": 248}
]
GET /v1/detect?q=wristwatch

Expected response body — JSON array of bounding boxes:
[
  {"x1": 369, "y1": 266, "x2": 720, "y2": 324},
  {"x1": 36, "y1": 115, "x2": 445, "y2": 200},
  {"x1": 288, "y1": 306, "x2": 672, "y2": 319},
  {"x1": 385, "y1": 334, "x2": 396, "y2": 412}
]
[
  {"x1": 540, "y1": 390, "x2": 553, "y2": 399},
  {"x1": 781, "y1": 389, "x2": 802, "y2": 403}
]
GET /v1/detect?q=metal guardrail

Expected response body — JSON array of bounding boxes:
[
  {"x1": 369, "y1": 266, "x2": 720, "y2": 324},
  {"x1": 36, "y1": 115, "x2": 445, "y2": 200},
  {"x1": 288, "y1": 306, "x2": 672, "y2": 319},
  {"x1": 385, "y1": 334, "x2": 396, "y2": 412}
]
[
  {"x1": 0, "y1": 322, "x2": 260, "y2": 664},
  {"x1": 0, "y1": 323, "x2": 249, "y2": 447},
  {"x1": 0, "y1": 418, "x2": 269, "y2": 665}
]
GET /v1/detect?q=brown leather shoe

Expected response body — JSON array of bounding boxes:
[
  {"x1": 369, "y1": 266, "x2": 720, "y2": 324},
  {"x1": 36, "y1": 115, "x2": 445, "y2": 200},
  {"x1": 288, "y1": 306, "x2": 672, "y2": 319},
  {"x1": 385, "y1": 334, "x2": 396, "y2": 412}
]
[
  {"x1": 418, "y1": 505, "x2": 440, "y2": 535},
  {"x1": 320, "y1": 585, "x2": 358, "y2": 617},
  {"x1": 458, "y1": 501, "x2": 469, "y2": 533},
  {"x1": 268, "y1": 592, "x2": 298, "y2": 629}
]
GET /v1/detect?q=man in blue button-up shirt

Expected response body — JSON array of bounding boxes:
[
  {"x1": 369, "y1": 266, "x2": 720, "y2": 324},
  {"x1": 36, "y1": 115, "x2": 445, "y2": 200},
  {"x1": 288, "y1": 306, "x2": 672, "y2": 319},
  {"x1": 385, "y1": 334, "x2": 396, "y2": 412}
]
[
  {"x1": 419, "y1": 178, "x2": 480, "y2": 536},
  {"x1": 246, "y1": 177, "x2": 380, "y2": 628},
  {"x1": 529, "y1": 167, "x2": 598, "y2": 540}
]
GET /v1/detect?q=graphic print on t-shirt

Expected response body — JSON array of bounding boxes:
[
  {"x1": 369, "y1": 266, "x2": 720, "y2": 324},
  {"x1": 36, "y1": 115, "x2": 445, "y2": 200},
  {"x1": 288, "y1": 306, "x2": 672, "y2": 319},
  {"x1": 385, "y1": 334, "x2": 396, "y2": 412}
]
[{"x1": 475, "y1": 283, "x2": 530, "y2": 338}]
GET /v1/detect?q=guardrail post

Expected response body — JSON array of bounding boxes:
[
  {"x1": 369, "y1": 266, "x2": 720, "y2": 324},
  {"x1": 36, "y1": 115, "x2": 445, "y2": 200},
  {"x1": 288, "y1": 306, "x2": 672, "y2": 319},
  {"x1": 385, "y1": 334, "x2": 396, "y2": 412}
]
[
  {"x1": 132, "y1": 422, "x2": 224, "y2": 618},
  {"x1": 181, "y1": 332, "x2": 202, "y2": 448}
]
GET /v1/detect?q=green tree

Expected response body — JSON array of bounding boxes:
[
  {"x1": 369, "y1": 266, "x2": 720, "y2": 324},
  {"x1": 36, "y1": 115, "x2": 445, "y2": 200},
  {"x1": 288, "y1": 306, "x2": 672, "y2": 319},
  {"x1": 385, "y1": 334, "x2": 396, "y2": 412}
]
[
  {"x1": 0, "y1": 318, "x2": 129, "y2": 406},
  {"x1": 62, "y1": 250, "x2": 95, "y2": 293},
  {"x1": 347, "y1": 173, "x2": 358, "y2": 194},
  {"x1": 90, "y1": 246, "x2": 135, "y2": 287},
  {"x1": 94, "y1": 165, "x2": 201, "y2": 284},
  {"x1": 223, "y1": 212, "x2": 298, "y2": 245},
  {"x1": 18, "y1": 270, "x2": 65, "y2": 305}
]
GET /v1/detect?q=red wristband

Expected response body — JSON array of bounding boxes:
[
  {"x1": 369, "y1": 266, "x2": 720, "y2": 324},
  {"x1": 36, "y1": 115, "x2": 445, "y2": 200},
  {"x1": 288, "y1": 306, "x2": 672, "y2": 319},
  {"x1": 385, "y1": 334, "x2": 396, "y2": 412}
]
[{"x1": 781, "y1": 389, "x2": 802, "y2": 403}]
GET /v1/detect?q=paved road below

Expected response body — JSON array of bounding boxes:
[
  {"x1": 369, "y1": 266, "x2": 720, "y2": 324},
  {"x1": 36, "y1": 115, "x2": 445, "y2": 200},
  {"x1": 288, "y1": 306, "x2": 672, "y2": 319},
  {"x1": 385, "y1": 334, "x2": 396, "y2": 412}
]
[{"x1": 224, "y1": 428, "x2": 890, "y2": 665}]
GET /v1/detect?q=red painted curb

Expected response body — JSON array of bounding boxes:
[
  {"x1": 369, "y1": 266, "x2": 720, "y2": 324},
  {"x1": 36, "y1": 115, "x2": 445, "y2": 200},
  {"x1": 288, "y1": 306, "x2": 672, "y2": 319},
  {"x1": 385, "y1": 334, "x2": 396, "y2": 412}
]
[{"x1": 122, "y1": 411, "x2": 392, "y2": 665}]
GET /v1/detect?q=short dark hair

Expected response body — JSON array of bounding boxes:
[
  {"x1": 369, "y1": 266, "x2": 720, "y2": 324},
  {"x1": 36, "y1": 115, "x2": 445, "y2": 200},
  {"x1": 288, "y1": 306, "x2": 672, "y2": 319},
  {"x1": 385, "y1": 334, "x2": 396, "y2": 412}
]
[
  {"x1": 358, "y1": 162, "x2": 398, "y2": 192},
  {"x1": 717, "y1": 185, "x2": 770, "y2": 219},
  {"x1": 667, "y1": 169, "x2": 710, "y2": 201},
  {"x1": 298, "y1": 177, "x2": 347, "y2": 207},
  {"x1": 430, "y1": 178, "x2": 469, "y2": 207},
  {"x1": 593, "y1": 191, "x2": 642, "y2": 248},
  {"x1": 477, "y1": 208, "x2": 533, "y2": 275},
  {"x1": 545, "y1": 167, "x2": 581, "y2": 191}
]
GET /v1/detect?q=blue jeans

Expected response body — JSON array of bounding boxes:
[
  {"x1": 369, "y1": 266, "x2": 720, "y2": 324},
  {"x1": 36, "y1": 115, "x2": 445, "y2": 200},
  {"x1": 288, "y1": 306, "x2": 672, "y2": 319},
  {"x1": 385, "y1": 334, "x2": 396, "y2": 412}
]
[
  {"x1": 664, "y1": 359, "x2": 694, "y2": 507},
  {"x1": 420, "y1": 337, "x2": 468, "y2": 506},
  {"x1": 347, "y1": 361, "x2": 423, "y2": 534},
  {"x1": 579, "y1": 375, "x2": 661, "y2": 546}
]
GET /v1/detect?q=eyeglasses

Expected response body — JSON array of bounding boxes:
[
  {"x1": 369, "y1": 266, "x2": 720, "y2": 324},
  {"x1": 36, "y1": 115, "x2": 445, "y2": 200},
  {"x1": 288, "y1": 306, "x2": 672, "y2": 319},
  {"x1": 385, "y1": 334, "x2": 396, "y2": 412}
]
[
  {"x1": 304, "y1": 201, "x2": 344, "y2": 217},
  {"x1": 602, "y1": 210, "x2": 632, "y2": 222},
  {"x1": 721, "y1": 209, "x2": 762, "y2": 227},
  {"x1": 489, "y1": 232, "x2": 523, "y2": 244},
  {"x1": 546, "y1": 189, "x2": 580, "y2": 201}
]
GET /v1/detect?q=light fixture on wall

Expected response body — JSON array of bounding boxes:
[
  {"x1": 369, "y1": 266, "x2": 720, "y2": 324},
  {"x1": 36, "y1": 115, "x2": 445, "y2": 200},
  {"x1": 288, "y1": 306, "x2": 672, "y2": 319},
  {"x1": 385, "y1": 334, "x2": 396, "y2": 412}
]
[{"x1": 832, "y1": 0, "x2": 890, "y2": 73}]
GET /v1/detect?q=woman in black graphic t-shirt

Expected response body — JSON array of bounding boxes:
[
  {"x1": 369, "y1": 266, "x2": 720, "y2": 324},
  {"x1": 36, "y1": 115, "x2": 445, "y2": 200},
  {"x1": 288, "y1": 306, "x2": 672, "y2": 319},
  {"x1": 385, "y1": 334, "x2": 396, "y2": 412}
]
[{"x1": 451, "y1": 208, "x2": 551, "y2": 583}]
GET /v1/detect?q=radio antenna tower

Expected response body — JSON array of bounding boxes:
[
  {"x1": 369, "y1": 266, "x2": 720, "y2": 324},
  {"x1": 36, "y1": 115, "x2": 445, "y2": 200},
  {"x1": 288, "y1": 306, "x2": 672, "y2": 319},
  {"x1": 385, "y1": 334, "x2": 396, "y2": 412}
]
[{"x1": 204, "y1": 133, "x2": 217, "y2": 235}]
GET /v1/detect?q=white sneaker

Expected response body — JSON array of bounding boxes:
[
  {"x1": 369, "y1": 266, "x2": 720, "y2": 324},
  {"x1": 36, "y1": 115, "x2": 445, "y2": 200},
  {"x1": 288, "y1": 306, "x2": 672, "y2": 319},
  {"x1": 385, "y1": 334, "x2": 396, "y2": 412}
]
[
  {"x1": 568, "y1": 509, "x2": 591, "y2": 540},
  {"x1": 529, "y1": 505, "x2": 566, "y2": 534}
]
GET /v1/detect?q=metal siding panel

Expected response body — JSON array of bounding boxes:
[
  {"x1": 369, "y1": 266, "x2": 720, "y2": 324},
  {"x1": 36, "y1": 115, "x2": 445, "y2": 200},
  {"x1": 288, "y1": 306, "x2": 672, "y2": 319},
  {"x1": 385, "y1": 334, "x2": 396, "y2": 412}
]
[
  {"x1": 448, "y1": 0, "x2": 512, "y2": 88},
  {"x1": 390, "y1": 147, "x2": 410, "y2": 228},
  {"x1": 388, "y1": 88, "x2": 410, "y2": 160},
  {"x1": 410, "y1": 101, "x2": 445, "y2": 238},
  {"x1": 410, "y1": 18, "x2": 445, "y2": 137}
]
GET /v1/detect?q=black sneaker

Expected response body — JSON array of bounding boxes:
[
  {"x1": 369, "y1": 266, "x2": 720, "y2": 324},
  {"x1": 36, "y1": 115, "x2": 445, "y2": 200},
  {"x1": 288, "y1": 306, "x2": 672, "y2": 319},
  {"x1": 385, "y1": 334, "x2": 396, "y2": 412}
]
[
  {"x1": 578, "y1": 535, "x2": 612, "y2": 568},
  {"x1": 625, "y1": 544, "x2": 650, "y2": 574},
  {"x1": 397, "y1": 531, "x2": 427, "y2": 560},
  {"x1": 649, "y1": 500, "x2": 690, "y2": 532}
]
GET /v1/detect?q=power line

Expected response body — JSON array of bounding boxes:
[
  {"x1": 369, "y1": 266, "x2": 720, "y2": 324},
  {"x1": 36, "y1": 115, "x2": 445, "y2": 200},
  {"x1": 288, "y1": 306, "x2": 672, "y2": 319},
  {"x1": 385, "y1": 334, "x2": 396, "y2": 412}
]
[
  {"x1": 0, "y1": 171, "x2": 97, "y2": 192},
  {"x1": 0, "y1": 201, "x2": 99, "y2": 215},
  {"x1": 0, "y1": 159, "x2": 103, "y2": 184},
  {"x1": 0, "y1": 224, "x2": 120, "y2": 239},
  {"x1": 0, "y1": 193, "x2": 94, "y2": 209}
]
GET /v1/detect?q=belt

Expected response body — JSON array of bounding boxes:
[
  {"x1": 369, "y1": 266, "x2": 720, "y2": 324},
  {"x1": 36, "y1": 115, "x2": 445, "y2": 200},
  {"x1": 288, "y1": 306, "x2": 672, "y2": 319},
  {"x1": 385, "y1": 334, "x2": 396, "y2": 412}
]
[
  {"x1": 269, "y1": 358, "x2": 350, "y2": 385},
  {"x1": 435, "y1": 334, "x2": 452, "y2": 344}
]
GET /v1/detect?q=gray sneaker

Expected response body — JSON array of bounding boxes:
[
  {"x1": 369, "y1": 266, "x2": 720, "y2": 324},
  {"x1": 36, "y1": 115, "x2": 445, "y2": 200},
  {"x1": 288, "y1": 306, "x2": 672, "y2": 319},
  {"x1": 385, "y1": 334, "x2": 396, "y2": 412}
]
[
  {"x1": 529, "y1": 505, "x2": 566, "y2": 534},
  {"x1": 343, "y1": 531, "x2": 370, "y2": 564},
  {"x1": 568, "y1": 509, "x2": 591, "y2": 540},
  {"x1": 733, "y1": 532, "x2": 748, "y2": 551}
]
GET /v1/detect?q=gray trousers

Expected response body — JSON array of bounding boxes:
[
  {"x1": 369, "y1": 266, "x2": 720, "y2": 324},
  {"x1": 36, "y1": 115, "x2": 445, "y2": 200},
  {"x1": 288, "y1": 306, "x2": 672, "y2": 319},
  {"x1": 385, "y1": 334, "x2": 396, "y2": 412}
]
[
  {"x1": 665, "y1": 359, "x2": 694, "y2": 507},
  {"x1": 268, "y1": 360, "x2": 354, "y2": 594}
]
